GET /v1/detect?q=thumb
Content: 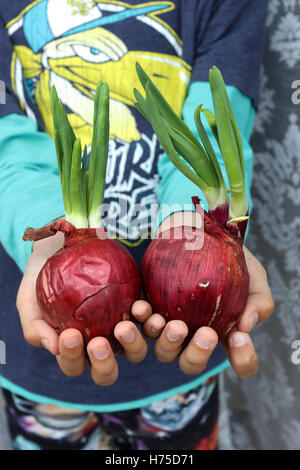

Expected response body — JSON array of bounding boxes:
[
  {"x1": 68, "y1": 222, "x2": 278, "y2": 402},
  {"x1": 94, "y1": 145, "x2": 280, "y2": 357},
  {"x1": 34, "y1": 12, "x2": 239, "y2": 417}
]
[{"x1": 17, "y1": 276, "x2": 59, "y2": 355}]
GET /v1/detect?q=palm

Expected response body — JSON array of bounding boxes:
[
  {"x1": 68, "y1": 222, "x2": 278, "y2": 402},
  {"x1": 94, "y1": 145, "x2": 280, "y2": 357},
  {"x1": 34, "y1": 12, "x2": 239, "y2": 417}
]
[{"x1": 17, "y1": 231, "x2": 273, "y2": 385}]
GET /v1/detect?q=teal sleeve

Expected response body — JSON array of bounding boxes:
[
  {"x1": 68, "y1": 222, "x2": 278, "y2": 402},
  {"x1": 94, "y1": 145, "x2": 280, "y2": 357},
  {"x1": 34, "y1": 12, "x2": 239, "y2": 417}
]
[
  {"x1": 0, "y1": 114, "x2": 64, "y2": 272},
  {"x1": 157, "y1": 81, "x2": 255, "y2": 225}
]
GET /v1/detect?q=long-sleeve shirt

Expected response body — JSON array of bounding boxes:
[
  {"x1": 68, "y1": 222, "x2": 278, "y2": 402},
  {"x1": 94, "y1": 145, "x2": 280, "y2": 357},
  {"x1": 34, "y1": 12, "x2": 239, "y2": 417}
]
[{"x1": 0, "y1": 0, "x2": 267, "y2": 410}]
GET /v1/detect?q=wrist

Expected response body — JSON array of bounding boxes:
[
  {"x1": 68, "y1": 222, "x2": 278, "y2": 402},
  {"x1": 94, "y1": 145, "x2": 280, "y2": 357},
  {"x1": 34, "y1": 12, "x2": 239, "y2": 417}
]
[{"x1": 32, "y1": 231, "x2": 65, "y2": 258}]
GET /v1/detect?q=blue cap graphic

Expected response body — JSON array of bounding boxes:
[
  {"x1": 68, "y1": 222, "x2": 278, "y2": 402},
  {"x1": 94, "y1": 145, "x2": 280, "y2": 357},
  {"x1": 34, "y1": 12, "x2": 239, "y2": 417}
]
[{"x1": 23, "y1": 0, "x2": 171, "y2": 53}]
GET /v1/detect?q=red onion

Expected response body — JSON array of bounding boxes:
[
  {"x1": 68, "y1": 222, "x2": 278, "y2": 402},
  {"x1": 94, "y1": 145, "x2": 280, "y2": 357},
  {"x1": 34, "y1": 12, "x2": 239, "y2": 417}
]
[
  {"x1": 23, "y1": 82, "x2": 141, "y2": 353},
  {"x1": 142, "y1": 200, "x2": 249, "y2": 338},
  {"x1": 24, "y1": 220, "x2": 140, "y2": 352},
  {"x1": 135, "y1": 64, "x2": 251, "y2": 338}
]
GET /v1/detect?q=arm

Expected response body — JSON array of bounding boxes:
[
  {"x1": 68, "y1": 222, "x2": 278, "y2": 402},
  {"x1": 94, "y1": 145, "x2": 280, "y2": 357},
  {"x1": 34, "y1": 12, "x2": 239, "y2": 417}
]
[
  {"x1": 0, "y1": 16, "x2": 149, "y2": 384},
  {"x1": 0, "y1": 10, "x2": 66, "y2": 268},
  {"x1": 133, "y1": 81, "x2": 273, "y2": 379},
  {"x1": 157, "y1": 0, "x2": 269, "y2": 218},
  {"x1": 0, "y1": 114, "x2": 64, "y2": 271},
  {"x1": 157, "y1": 81, "x2": 255, "y2": 225},
  {"x1": 131, "y1": 0, "x2": 274, "y2": 378},
  {"x1": 1, "y1": 117, "x2": 149, "y2": 386}
]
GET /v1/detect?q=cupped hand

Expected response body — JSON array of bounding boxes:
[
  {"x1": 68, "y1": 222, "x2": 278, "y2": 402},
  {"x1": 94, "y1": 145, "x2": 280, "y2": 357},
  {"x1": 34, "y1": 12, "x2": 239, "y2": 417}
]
[
  {"x1": 17, "y1": 224, "x2": 274, "y2": 385},
  {"x1": 132, "y1": 246, "x2": 274, "y2": 379},
  {"x1": 17, "y1": 232, "x2": 148, "y2": 387}
]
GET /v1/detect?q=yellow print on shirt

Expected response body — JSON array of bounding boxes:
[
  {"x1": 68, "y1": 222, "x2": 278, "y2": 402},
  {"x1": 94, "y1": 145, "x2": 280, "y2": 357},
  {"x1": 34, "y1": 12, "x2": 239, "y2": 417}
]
[
  {"x1": 68, "y1": 1, "x2": 95, "y2": 16},
  {"x1": 7, "y1": 0, "x2": 191, "y2": 147}
]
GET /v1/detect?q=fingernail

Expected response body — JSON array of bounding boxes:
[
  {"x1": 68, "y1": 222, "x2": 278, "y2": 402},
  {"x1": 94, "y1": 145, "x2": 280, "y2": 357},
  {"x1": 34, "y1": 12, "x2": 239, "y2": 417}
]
[
  {"x1": 249, "y1": 313, "x2": 259, "y2": 331},
  {"x1": 93, "y1": 345, "x2": 109, "y2": 360},
  {"x1": 151, "y1": 326, "x2": 161, "y2": 334},
  {"x1": 121, "y1": 329, "x2": 135, "y2": 343},
  {"x1": 137, "y1": 314, "x2": 148, "y2": 322},
  {"x1": 63, "y1": 336, "x2": 79, "y2": 349},
  {"x1": 230, "y1": 332, "x2": 248, "y2": 347},
  {"x1": 195, "y1": 333, "x2": 214, "y2": 350},
  {"x1": 41, "y1": 338, "x2": 50, "y2": 350},
  {"x1": 167, "y1": 328, "x2": 181, "y2": 342}
]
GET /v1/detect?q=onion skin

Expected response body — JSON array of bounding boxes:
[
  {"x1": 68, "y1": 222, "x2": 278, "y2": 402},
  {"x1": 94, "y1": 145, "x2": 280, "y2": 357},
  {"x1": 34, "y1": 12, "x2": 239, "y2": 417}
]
[
  {"x1": 141, "y1": 209, "x2": 249, "y2": 339},
  {"x1": 23, "y1": 220, "x2": 141, "y2": 353}
]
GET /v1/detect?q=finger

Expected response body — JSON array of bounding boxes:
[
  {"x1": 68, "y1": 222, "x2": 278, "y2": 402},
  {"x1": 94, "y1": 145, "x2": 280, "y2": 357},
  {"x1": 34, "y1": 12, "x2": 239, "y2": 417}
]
[
  {"x1": 154, "y1": 320, "x2": 189, "y2": 362},
  {"x1": 29, "y1": 319, "x2": 60, "y2": 355},
  {"x1": 114, "y1": 321, "x2": 148, "y2": 363},
  {"x1": 223, "y1": 331, "x2": 259, "y2": 379},
  {"x1": 179, "y1": 327, "x2": 218, "y2": 375},
  {"x1": 238, "y1": 248, "x2": 275, "y2": 332},
  {"x1": 142, "y1": 313, "x2": 166, "y2": 339},
  {"x1": 56, "y1": 329, "x2": 86, "y2": 377},
  {"x1": 17, "y1": 289, "x2": 59, "y2": 354},
  {"x1": 131, "y1": 300, "x2": 153, "y2": 323},
  {"x1": 237, "y1": 291, "x2": 274, "y2": 333},
  {"x1": 87, "y1": 337, "x2": 118, "y2": 386},
  {"x1": 16, "y1": 232, "x2": 65, "y2": 354}
]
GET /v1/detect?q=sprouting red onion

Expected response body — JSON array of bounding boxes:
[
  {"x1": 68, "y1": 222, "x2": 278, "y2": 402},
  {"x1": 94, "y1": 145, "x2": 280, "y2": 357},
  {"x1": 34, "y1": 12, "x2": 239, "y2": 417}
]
[{"x1": 23, "y1": 220, "x2": 141, "y2": 352}]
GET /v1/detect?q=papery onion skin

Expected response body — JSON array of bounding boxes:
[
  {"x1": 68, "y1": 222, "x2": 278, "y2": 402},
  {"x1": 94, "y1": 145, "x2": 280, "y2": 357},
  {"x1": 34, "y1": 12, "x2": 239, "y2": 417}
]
[
  {"x1": 24, "y1": 220, "x2": 141, "y2": 353},
  {"x1": 141, "y1": 210, "x2": 249, "y2": 338}
]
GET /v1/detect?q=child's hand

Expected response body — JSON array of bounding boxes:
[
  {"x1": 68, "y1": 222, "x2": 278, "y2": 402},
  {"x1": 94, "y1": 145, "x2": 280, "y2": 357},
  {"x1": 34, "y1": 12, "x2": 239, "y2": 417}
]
[
  {"x1": 16, "y1": 233, "x2": 148, "y2": 386},
  {"x1": 132, "y1": 245, "x2": 274, "y2": 379}
]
